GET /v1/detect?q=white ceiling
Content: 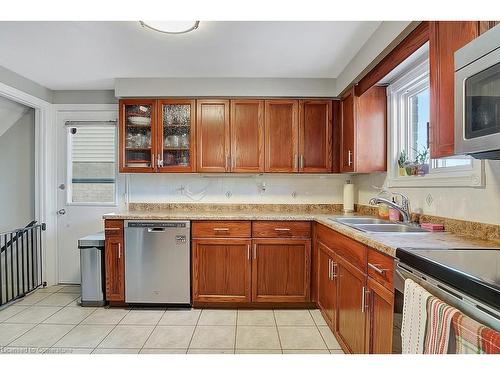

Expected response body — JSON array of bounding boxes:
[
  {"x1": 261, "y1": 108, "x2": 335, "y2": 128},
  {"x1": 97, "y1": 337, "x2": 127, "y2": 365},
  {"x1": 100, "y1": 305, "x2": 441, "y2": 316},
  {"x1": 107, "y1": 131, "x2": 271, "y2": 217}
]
[{"x1": 0, "y1": 21, "x2": 382, "y2": 90}]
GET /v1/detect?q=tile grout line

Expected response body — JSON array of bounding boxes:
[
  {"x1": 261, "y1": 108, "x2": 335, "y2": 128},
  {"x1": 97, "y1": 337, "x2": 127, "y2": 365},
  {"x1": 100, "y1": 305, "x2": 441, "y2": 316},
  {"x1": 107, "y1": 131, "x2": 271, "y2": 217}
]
[
  {"x1": 137, "y1": 308, "x2": 167, "y2": 354},
  {"x1": 273, "y1": 309, "x2": 284, "y2": 354},
  {"x1": 185, "y1": 307, "x2": 203, "y2": 353},
  {"x1": 4, "y1": 301, "x2": 67, "y2": 351},
  {"x1": 47, "y1": 306, "x2": 99, "y2": 351},
  {"x1": 233, "y1": 309, "x2": 238, "y2": 354},
  {"x1": 90, "y1": 307, "x2": 132, "y2": 353},
  {"x1": 309, "y1": 309, "x2": 331, "y2": 352}
]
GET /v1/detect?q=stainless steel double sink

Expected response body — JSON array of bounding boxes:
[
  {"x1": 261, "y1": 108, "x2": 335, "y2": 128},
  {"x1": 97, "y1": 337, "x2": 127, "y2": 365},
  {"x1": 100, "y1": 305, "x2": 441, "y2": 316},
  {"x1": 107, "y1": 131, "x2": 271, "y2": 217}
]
[{"x1": 330, "y1": 217, "x2": 430, "y2": 233}]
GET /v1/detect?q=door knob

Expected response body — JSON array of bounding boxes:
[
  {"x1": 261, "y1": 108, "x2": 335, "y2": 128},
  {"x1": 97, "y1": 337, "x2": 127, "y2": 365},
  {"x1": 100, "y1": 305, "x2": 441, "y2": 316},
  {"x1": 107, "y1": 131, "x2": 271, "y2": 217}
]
[{"x1": 57, "y1": 209, "x2": 66, "y2": 215}]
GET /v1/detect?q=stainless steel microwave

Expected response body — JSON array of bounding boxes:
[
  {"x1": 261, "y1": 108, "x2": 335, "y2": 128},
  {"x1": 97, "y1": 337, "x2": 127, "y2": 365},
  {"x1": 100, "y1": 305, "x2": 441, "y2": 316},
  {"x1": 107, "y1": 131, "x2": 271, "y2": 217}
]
[{"x1": 455, "y1": 25, "x2": 500, "y2": 159}]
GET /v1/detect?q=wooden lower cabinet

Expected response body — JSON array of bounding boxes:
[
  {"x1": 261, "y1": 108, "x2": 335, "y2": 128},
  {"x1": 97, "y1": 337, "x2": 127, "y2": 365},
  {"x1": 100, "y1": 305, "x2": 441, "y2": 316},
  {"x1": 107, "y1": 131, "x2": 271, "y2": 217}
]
[
  {"x1": 192, "y1": 238, "x2": 252, "y2": 303},
  {"x1": 317, "y1": 241, "x2": 336, "y2": 327},
  {"x1": 366, "y1": 277, "x2": 394, "y2": 354},
  {"x1": 336, "y1": 254, "x2": 367, "y2": 354},
  {"x1": 104, "y1": 221, "x2": 125, "y2": 302},
  {"x1": 252, "y1": 238, "x2": 310, "y2": 303}
]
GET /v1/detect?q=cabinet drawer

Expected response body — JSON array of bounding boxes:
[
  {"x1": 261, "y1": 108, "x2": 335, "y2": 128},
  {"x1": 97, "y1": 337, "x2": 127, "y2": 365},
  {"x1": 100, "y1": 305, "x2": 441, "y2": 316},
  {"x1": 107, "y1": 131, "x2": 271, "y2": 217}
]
[
  {"x1": 367, "y1": 248, "x2": 394, "y2": 291},
  {"x1": 252, "y1": 221, "x2": 311, "y2": 238},
  {"x1": 104, "y1": 219, "x2": 124, "y2": 237},
  {"x1": 327, "y1": 230, "x2": 367, "y2": 272},
  {"x1": 192, "y1": 221, "x2": 251, "y2": 238}
]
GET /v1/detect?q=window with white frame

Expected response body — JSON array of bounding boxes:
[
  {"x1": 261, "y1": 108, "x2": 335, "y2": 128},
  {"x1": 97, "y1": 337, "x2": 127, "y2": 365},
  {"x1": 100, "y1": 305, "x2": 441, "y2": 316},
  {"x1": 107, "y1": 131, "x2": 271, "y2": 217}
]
[
  {"x1": 67, "y1": 123, "x2": 117, "y2": 204},
  {"x1": 387, "y1": 58, "x2": 483, "y2": 187}
]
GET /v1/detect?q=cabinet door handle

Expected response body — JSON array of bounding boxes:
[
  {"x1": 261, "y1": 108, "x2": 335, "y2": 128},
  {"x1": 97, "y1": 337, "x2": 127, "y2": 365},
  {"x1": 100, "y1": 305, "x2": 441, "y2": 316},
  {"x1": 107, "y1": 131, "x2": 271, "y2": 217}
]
[
  {"x1": 361, "y1": 286, "x2": 366, "y2": 312},
  {"x1": 328, "y1": 258, "x2": 332, "y2": 280},
  {"x1": 247, "y1": 244, "x2": 250, "y2": 260},
  {"x1": 300, "y1": 154, "x2": 304, "y2": 169},
  {"x1": 232, "y1": 156, "x2": 236, "y2": 170},
  {"x1": 361, "y1": 286, "x2": 370, "y2": 313},
  {"x1": 332, "y1": 262, "x2": 337, "y2": 279},
  {"x1": 294, "y1": 154, "x2": 298, "y2": 169},
  {"x1": 253, "y1": 244, "x2": 257, "y2": 259},
  {"x1": 348, "y1": 150, "x2": 353, "y2": 166},
  {"x1": 157, "y1": 153, "x2": 163, "y2": 168},
  {"x1": 118, "y1": 243, "x2": 121, "y2": 259},
  {"x1": 368, "y1": 262, "x2": 386, "y2": 275}
]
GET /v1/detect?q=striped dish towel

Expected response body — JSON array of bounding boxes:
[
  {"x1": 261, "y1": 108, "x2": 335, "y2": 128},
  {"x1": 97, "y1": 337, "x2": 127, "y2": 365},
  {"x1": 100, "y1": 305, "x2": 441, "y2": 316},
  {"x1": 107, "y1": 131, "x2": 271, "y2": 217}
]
[
  {"x1": 423, "y1": 296, "x2": 459, "y2": 354},
  {"x1": 401, "y1": 279, "x2": 432, "y2": 354},
  {"x1": 451, "y1": 313, "x2": 500, "y2": 354}
]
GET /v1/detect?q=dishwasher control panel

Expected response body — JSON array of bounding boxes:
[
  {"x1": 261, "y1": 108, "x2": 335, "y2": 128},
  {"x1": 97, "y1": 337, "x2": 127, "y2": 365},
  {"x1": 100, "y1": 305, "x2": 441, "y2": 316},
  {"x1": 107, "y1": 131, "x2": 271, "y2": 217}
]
[{"x1": 127, "y1": 222, "x2": 188, "y2": 228}]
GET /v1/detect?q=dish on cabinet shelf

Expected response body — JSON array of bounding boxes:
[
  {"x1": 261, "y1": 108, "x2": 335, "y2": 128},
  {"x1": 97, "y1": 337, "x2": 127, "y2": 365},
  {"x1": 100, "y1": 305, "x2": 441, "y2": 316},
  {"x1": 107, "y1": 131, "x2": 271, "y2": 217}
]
[{"x1": 128, "y1": 116, "x2": 152, "y2": 126}]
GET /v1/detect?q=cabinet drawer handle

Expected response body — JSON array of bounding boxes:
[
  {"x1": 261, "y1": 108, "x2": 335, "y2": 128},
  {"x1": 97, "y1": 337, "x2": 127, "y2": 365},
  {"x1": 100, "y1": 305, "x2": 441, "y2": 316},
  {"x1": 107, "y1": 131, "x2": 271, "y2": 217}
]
[
  {"x1": 105, "y1": 227, "x2": 122, "y2": 231},
  {"x1": 368, "y1": 262, "x2": 386, "y2": 275},
  {"x1": 213, "y1": 228, "x2": 230, "y2": 232},
  {"x1": 274, "y1": 228, "x2": 291, "y2": 232}
]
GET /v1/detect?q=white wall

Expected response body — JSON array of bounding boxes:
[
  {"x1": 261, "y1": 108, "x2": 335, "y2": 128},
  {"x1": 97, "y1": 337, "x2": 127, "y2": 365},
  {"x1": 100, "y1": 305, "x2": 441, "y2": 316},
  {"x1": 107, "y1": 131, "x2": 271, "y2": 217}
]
[
  {"x1": 354, "y1": 160, "x2": 500, "y2": 225},
  {"x1": 115, "y1": 77, "x2": 337, "y2": 98},
  {"x1": 0, "y1": 106, "x2": 35, "y2": 232},
  {"x1": 127, "y1": 173, "x2": 348, "y2": 204},
  {"x1": 334, "y1": 21, "x2": 413, "y2": 95}
]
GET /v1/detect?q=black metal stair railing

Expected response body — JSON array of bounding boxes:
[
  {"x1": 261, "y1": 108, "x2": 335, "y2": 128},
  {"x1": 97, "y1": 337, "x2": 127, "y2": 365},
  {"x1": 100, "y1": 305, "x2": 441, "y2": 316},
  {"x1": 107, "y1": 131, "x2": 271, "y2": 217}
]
[{"x1": 0, "y1": 221, "x2": 46, "y2": 307}]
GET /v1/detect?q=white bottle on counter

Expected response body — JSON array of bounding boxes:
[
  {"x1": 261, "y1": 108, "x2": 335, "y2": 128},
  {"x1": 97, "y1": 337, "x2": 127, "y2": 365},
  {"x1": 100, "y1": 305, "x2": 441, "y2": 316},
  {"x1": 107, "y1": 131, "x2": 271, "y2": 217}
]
[{"x1": 343, "y1": 180, "x2": 354, "y2": 213}]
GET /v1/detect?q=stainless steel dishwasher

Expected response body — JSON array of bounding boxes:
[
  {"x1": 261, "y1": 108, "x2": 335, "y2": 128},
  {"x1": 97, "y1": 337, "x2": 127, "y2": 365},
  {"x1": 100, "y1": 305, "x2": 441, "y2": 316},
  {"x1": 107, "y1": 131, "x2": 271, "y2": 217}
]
[{"x1": 124, "y1": 220, "x2": 191, "y2": 305}]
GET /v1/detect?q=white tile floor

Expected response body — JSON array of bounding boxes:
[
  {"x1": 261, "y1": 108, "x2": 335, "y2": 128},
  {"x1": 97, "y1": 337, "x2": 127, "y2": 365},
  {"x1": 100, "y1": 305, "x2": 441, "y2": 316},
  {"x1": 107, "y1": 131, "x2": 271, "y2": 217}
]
[{"x1": 0, "y1": 285, "x2": 344, "y2": 354}]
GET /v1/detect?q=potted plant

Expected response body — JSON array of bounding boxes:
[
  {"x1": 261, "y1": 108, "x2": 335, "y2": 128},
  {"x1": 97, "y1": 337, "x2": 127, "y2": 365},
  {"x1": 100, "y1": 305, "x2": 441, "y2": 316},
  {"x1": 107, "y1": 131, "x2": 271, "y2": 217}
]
[
  {"x1": 397, "y1": 150, "x2": 408, "y2": 176},
  {"x1": 415, "y1": 148, "x2": 430, "y2": 176}
]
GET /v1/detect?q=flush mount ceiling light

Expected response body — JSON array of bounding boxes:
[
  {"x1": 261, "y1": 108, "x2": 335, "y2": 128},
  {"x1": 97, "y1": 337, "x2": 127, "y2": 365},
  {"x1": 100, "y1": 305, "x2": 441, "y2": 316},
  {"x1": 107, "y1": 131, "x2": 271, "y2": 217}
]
[{"x1": 139, "y1": 21, "x2": 200, "y2": 34}]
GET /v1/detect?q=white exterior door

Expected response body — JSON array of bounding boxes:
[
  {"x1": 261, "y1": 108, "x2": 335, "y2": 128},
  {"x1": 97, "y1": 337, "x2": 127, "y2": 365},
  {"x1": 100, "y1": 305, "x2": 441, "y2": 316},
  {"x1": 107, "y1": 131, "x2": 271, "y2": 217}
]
[{"x1": 56, "y1": 107, "x2": 122, "y2": 284}]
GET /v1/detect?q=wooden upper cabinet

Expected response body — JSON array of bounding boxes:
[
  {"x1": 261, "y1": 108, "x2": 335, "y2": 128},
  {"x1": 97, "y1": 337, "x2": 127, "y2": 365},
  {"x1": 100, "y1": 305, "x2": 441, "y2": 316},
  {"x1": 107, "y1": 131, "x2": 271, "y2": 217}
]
[
  {"x1": 340, "y1": 90, "x2": 355, "y2": 173},
  {"x1": 429, "y1": 21, "x2": 479, "y2": 159},
  {"x1": 478, "y1": 21, "x2": 500, "y2": 35},
  {"x1": 298, "y1": 100, "x2": 333, "y2": 173},
  {"x1": 230, "y1": 100, "x2": 264, "y2": 172},
  {"x1": 264, "y1": 100, "x2": 299, "y2": 172},
  {"x1": 340, "y1": 86, "x2": 387, "y2": 173},
  {"x1": 157, "y1": 99, "x2": 196, "y2": 172},
  {"x1": 196, "y1": 100, "x2": 230, "y2": 172},
  {"x1": 119, "y1": 99, "x2": 157, "y2": 173}
]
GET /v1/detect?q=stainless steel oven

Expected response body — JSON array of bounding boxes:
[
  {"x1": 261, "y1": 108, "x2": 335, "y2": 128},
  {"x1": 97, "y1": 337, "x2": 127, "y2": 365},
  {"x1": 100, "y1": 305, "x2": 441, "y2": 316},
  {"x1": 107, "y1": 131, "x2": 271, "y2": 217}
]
[{"x1": 455, "y1": 24, "x2": 500, "y2": 159}]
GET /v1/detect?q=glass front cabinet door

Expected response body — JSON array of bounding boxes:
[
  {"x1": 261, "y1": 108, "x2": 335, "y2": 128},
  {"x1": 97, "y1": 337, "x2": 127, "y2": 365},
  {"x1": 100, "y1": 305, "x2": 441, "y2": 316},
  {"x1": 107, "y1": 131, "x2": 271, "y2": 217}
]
[
  {"x1": 157, "y1": 99, "x2": 196, "y2": 172},
  {"x1": 119, "y1": 99, "x2": 157, "y2": 173}
]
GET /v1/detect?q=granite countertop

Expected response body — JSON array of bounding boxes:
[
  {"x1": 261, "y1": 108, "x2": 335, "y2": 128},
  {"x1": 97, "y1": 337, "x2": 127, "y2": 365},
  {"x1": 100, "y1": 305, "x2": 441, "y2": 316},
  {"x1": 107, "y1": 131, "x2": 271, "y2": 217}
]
[{"x1": 103, "y1": 208, "x2": 499, "y2": 258}]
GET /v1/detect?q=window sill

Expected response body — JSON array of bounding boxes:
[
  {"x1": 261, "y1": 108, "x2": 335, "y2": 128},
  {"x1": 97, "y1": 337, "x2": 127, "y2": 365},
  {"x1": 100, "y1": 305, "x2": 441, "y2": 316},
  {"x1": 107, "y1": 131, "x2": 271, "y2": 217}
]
[{"x1": 387, "y1": 168, "x2": 484, "y2": 188}]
